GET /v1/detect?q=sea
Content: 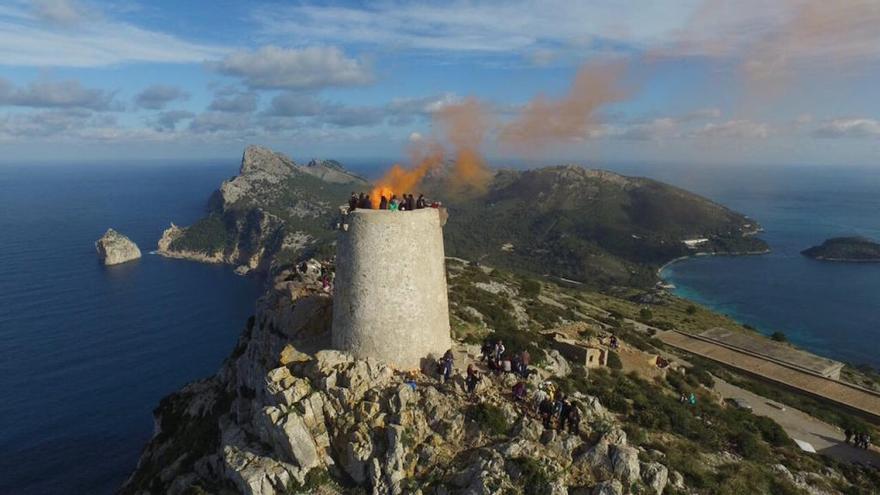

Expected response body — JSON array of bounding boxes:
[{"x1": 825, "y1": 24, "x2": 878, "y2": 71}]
[
  {"x1": 0, "y1": 161, "x2": 264, "y2": 494},
  {"x1": 1, "y1": 160, "x2": 879, "y2": 494},
  {"x1": 609, "y1": 163, "x2": 880, "y2": 371}
]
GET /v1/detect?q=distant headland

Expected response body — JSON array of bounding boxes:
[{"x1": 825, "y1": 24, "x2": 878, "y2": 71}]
[{"x1": 801, "y1": 236, "x2": 880, "y2": 262}]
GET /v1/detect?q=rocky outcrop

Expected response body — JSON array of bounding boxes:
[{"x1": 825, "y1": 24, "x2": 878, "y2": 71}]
[
  {"x1": 156, "y1": 146, "x2": 366, "y2": 275},
  {"x1": 121, "y1": 263, "x2": 670, "y2": 495},
  {"x1": 156, "y1": 223, "x2": 225, "y2": 264},
  {"x1": 95, "y1": 228, "x2": 141, "y2": 265}
]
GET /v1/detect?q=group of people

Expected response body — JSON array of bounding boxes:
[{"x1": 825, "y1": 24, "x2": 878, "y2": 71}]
[
  {"x1": 295, "y1": 258, "x2": 335, "y2": 293},
  {"x1": 348, "y1": 192, "x2": 436, "y2": 212},
  {"x1": 844, "y1": 429, "x2": 873, "y2": 450},
  {"x1": 534, "y1": 382, "x2": 581, "y2": 433},
  {"x1": 480, "y1": 338, "x2": 531, "y2": 378},
  {"x1": 434, "y1": 342, "x2": 583, "y2": 434}
]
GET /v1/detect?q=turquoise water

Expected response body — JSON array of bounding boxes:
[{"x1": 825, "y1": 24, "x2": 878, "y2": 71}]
[
  {"x1": 0, "y1": 162, "x2": 263, "y2": 494},
  {"x1": 609, "y1": 164, "x2": 880, "y2": 370}
]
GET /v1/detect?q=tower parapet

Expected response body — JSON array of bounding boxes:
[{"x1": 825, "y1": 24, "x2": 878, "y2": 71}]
[{"x1": 331, "y1": 208, "x2": 452, "y2": 368}]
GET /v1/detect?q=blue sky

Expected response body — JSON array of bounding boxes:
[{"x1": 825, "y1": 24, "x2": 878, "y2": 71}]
[{"x1": 1, "y1": 0, "x2": 879, "y2": 165}]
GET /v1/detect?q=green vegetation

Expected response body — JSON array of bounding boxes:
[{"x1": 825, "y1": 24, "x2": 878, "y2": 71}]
[
  {"x1": 606, "y1": 351, "x2": 623, "y2": 369},
  {"x1": 510, "y1": 457, "x2": 552, "y2": 495},
  {"x1": 801, "y1": 236, "x2": 880, "y2": 262},
  {"x1": 639, "y1": 307, "x2": 653, "y2": 321},
  {"x1": 284, "y1": 468, "x2": 336, "y2": 494},
  {"x1": 169, "y1": 214, "x2": 229, "y2": 254},
  {"x1": 467, "y1": 403, "x2": 509, "y2": 436},
  {"x1": 770, "y1": 331, "x2": 787, "y2": 342},
  {"x1": 426, "y1": 166, "x2": 766, "y2": 288}
]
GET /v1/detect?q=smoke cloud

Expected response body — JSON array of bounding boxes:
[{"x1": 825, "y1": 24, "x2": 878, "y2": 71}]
[
  {"x1": 498, "y1": 60, "x2": 629, "y2": 151},
  {"x1": 742, "y1": 0, "x2": 880, "y2": 89},
  {"x1": 434, "y1": 97, "x2": 492, "y2": 191}
]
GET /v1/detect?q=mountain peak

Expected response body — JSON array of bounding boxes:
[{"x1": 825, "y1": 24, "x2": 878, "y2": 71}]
[{"x1": 240, "y1": 145, "x2": 298, "y2": 177}]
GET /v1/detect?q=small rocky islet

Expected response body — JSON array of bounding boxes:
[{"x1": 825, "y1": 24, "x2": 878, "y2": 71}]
[
  {"x1": 801, "y1": 236, "x2": 880, "y2": 262},
  {"x1": 95, "y1": 228, "x2": 141, "y2": 265}
]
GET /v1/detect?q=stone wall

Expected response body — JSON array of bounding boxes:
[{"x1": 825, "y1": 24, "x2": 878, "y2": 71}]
[{"x1": 332, "y1": 208, "x2": 452, "y2": 369}]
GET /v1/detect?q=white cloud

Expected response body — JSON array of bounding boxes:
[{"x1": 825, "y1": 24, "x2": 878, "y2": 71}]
[
  {"x1": 0, "y1": 77, "x2": 118, "y2": 110},
  {"x1": 151, "y1": 110, "x2": 195, "y2": 132},
  {"x1": 253, "y1": 1, "x2": 696, "y2": 54},
  {"x1": 812, "y1": 118, "x2": 880, "y2": 139},
  {"x1": 134, "y1": 85, "x2": 188, "y2": 110},
  {"x1": 208, "y1": 89, "x2": 258, "y2": 114},
  {"x1": 32, "y1": 0, "x2": 84, "y2": 25},
  {"x1": 0, "y1": 1, "x2": 226, "y2": 67},
  {"x1": 693, "y1": 120, "x2": 772, "y2": 139},
  {"x1": 211, "y1": 46, "x2": 373, "y2": 90}
]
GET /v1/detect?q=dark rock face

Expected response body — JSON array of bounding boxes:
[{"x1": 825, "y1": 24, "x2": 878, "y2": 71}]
[{"x1": 802, "y1": 236, "x2": 880, "y2": 262}]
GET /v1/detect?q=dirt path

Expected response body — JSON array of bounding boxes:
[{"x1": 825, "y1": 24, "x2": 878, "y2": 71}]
[{"x1": 714, "y1": 378, "x2": 880, "y2": 467}]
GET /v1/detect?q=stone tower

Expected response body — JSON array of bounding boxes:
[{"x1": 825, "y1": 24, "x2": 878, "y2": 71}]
[{"x1": 332, "y1": 208, "x2": 452, "y2": 369}]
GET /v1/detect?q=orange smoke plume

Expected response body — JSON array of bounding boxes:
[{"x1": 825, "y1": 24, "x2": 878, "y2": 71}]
[
  {"x1": 370, "y1": 141, "x2": 444, "y2": 208},
  {"x1": 435, "y1": 98, "x2": 493, "y2": 190},
  {"x1": 742, "y1": 0, "x2": 880, "y2": 92},
  {"x1": 499, "y1": 60, "x2": 629, "y2": 151}
]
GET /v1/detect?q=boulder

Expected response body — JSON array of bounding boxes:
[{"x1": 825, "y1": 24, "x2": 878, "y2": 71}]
[
  {"x1": 95, "y1": 228, "x2": 141, "y2": 265},
  {"x1": 610, "y1": 445, "x2": 640, "y2": 485},
  {"x1": 544, "y1": 350, "x2": 572, "y2": 377},
  {"x1": 641, "y1": 461, "x2": 669, "y2": 495},
  {"x1": 256, "y1": 406, "x2": 320, "y2": 471},
  {"x1": 592, "y1": 480, "x2": 623, "y2": 495},
  {"x1": 342, "y1": 424, "x2": 374, "y2": 485}
]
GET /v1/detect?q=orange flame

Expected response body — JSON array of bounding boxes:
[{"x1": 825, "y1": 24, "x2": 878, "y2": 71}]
[{"x1": 369, "y1": 141, "x2": 444, "y2": 208}]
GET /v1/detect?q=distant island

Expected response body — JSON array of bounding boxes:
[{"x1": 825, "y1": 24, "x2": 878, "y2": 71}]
[{"x1": 801, "y1": 236, "x2": 880, "y2": 262}]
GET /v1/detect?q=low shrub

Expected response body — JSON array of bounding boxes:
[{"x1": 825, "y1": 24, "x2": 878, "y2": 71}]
[{"x1": 467, "y1": 403, "x2": 509, "y2": 436}]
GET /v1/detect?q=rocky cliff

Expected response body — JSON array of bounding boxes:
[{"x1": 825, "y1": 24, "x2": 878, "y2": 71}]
[
  {"x1": 95, "y1": 228, "x2": 141, "y2": 265},
  {"x1": 157, "y1": 146, "x2": 367, "y2": 274},
  {"x1": 157, "y1": 145, "x2": 767, "y2": 286},
  {"x1": 120, "y1": 265, "x2": 663, "y2": 495},
  {"x1": 121, "y1": 261, "x2": 870, "y2": 495}
]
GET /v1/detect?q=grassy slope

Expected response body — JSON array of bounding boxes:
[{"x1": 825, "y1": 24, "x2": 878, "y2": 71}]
[
  {"x1": 433, "y1": 167, "x2": 767, "y2": 287},
  {"x1": 445, "y1": 261, "x2": 879, "y2": 494}
]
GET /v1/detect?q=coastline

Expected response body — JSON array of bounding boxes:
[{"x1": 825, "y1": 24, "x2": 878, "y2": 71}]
[{"x1": 656, "y1": 248, "x2": 771, "y2": 278}]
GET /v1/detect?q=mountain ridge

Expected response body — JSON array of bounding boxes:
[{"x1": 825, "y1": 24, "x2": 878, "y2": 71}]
[{"x1": 158, "y1": 146, "x2": 767, "y2": 285}]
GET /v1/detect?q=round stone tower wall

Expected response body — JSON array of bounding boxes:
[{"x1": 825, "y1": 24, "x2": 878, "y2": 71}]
[{"x1": 332, "y1": 208, "x2": 452, "y2": 369}]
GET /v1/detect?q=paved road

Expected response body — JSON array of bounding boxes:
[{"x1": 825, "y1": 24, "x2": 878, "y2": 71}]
[
  {"x1": 658, "y1": 330, "x2": 880, "y2": 421},
  {"x1": 715, "y1": 378, "x2": 879, "y2": 466}
]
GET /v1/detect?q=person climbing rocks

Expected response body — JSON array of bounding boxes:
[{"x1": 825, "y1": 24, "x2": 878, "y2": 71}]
[
  {"x1": 406, "y1": 194, "x2": 415, "y2": 211},
  {"x1": 466, "y1": 364, "x2": 480, "y2": 393},
  {"x1": 520, "y1": 350, "x2": 531, "y2": 378},
  {"x1": 379, "y1": 195, "x2": 388, "y2": 210},
  {"x1": 688, "y1": 392, "x2": 697, "y2": 406},
  {"x1": 389, "y1": 196, "x2": 399, "y2": 211},
  {"x1": 493, "y1": 340, "x2": 505, "y2": 365},
  {"x1": 512, "y1": 381, "x2": 526, "y2": 402},
  {"x1": 539, "y1": 397, "x2": 554, "y2": 429},
  {"x1": 844, "y1": 428, "x2": 853, "y2": 445},
  {"x1": 567, "y1": 402, "x2": 581, "y2": 435},
  {"x1": 416, "y1": 194, "x2": 426, "y2": 209},
  {"x1": 533, "y1": 387, "x2": 548, "y2": 413},
  {"x1": 481, "y1": 338, "x2": 493, "y2": 363},
  {"x1": 439, "y1": 349, "x2": 454, "y2": 384},
  {"x1": 348, "y1": 192, "x2": 358, "y2": 212}
]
